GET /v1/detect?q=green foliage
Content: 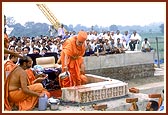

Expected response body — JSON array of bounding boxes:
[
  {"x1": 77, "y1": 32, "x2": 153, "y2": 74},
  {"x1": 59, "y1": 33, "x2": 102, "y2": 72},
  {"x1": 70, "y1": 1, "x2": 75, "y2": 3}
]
[
  {"x1": 9, "y1": 22, "x2": 50, "y2": 37},
  {"x1": 109, "y1": 25, "x2": 118, "y2": 31},
  {"x1": 6, "y1": 16, "x2": 15, "y2": 26},
  {"x1": 159, "y1": 24, "x2": 164, "y2": 33}
]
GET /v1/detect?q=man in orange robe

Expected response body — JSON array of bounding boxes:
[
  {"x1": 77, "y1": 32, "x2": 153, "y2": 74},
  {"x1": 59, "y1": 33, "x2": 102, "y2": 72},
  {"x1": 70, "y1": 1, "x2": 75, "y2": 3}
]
[
  {"x1": 25, "y1": 69, "x2": 37, "y2": 85},
  {"x1": 4, "y1": 15, "x2": 23, "y2": 82},
  {"x1": 60, "y1": 31, "x2": 88, "y2": 87},
  {"x1": 26, "y1": 65, "x2": 47, "y2": 85},
  {"x1": 4, "y1": 55, "x2": 18, "y2": 72},
  {"x1": 4, "y1": 56, "x2": 50, "y2": 111},
  {"x1": 4, "y1": 55, "x2": 18, "y2": 82},
  {"x1": 4, "y1": 15, "x2": 22, "y2": 58}
]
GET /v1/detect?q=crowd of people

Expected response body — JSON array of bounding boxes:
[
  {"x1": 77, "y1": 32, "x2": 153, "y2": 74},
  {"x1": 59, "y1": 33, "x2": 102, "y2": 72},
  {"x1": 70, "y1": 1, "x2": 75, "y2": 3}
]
[{"x1": 5, "y1": 28, "x2": 154, "y2": 61}]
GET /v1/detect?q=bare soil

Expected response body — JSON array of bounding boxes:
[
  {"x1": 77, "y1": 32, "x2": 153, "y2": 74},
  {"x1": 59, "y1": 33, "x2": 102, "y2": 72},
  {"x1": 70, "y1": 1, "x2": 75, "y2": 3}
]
[{"x1": 125, "y1": 75, "x2": 164, "y2": 88}]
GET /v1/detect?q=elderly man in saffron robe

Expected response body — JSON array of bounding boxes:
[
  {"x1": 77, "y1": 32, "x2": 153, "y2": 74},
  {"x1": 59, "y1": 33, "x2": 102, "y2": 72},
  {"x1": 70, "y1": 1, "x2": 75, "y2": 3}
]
[{"x1": 60, "y1": 30, "x2": 88, "y2": 87}]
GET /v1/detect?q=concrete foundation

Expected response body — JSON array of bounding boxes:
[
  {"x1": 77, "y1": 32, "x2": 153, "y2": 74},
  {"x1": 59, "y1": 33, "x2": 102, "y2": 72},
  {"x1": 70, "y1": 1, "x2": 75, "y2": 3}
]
[
  {"x1": 84, "y1": 51, "x2": 155, "y2": 80},
  {"x1": 61, "y1": 74, "x2": 128, "y2": 103}
]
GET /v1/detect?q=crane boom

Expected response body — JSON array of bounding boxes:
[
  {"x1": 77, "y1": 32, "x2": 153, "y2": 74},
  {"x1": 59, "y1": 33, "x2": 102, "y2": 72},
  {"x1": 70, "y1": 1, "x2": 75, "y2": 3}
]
[{"x1": 36, "y1": 4, "x2": 66, "y2": 32}]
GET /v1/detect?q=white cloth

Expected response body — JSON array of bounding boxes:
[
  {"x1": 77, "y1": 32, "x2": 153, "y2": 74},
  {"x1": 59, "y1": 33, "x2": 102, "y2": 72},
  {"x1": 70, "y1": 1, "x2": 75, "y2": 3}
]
[
  {"x1": 130, "y1": 33, "x2": 142, "y2": 41},
  {"x1": 57, "y1": 27, "x2": 65, "y2": 36},
  {"x1": 141, "y1": 41, "x2": 151, "y2": 49},
  {"x1": 114, "y1": 33, "x2": 123, "y2": 43},
  {"x1": 50, "y1": 44, "x2": 58, "y2": 53}
]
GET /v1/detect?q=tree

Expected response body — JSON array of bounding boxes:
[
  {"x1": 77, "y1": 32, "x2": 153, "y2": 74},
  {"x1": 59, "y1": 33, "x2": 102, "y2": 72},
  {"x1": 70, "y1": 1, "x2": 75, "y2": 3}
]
[
  {"x1": 68, "y1": 24, "x2": 73, "y2": 31},
  {"x1": 9, "y1": 23, "x2": 25, "y2": 37},
  {"x1": 24, "y1": 22, "x2": 35, "y2": 28},
  {"x1": 6, "y1": 16, "x2": 15, "y2": 26},
  {"x1": 63, "y1": 24, "x2": 69, "y2": 31},
  {"x1": 109, "y1": 25, "x2": 118, "y2": 31},
  {"x1": 159, "y1": 24, "x2": 164, "y2": 33}
]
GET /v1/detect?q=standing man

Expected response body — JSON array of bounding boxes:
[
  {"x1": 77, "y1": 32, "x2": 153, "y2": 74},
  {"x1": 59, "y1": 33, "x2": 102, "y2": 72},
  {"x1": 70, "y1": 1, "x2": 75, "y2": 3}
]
[
  {"x1": 59, "y1": 30, "x2": 88, "y2": 87},
  {"x1": 57, "y1": 24, "x2": 65, "y2": 39}
]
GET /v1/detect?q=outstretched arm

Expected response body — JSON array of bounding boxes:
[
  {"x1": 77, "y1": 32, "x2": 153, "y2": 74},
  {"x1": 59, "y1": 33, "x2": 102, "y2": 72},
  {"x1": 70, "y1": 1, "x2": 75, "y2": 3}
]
[{"x1": 4, "y1": 48, "x2": 23, "y2": 58}]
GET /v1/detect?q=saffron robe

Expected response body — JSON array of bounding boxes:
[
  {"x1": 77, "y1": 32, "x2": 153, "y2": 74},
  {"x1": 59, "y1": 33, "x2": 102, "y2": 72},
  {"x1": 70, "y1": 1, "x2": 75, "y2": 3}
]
[
  {"x1": 60, "y1": 36, "x2": 87, "y2": 87},
  {"x1": 4, "y1": 66, "x2": 49, "y2": 111},
  {"x1": 4, "y1": 60, "x2": 17, "y2": 82}
]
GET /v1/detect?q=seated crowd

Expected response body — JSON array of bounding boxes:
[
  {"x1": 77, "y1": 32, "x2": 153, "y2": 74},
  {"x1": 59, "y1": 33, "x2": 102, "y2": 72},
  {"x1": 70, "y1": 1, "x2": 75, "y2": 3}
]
[{"x1": 5, "y1": 29, "x2": 153, "y2": 61}]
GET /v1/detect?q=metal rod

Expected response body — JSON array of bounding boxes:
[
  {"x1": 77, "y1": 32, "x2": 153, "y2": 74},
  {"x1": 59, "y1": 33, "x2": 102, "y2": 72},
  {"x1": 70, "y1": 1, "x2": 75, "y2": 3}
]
[{"x1": 156, "y1": 37, "x2": 160, "y2": 68}]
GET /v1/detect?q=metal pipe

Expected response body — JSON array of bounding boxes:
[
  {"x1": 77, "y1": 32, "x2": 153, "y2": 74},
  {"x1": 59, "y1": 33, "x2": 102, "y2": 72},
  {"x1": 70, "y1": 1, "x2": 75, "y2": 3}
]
[{"x1": 156, "y1": 37, "x2": 160, "y2": 68}]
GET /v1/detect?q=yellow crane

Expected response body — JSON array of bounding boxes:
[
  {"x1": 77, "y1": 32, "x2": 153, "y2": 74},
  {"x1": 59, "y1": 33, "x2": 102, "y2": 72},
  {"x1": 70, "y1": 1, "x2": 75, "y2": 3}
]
[{"x1": 36, "y1": 4, "x2": 67, "y2": 32}]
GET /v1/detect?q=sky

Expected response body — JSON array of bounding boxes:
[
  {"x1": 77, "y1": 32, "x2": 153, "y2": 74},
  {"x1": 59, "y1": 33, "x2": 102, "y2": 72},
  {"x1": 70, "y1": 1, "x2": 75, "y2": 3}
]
[{"x1": 2, "y1": 2, "x2": 166, "y2": 27}]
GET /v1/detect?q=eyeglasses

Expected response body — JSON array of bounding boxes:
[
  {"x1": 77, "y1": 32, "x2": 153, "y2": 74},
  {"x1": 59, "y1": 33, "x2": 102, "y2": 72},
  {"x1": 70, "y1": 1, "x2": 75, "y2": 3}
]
[{"x1": 78, "y1": 41, "x2": 84, "y2": 44}]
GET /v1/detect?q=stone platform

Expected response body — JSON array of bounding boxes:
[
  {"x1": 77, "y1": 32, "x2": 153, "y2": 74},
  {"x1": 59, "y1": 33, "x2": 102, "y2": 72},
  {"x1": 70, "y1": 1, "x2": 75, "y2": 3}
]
[
  {"x1": 61, "y1": 74, "x2": 128, "y2": 103},
  {"x1": 31, "y1": 83, "x2": 164, "y2": 112},
  {"x1": 84, "y1": 51, "x2": 155, "y2": 80}
]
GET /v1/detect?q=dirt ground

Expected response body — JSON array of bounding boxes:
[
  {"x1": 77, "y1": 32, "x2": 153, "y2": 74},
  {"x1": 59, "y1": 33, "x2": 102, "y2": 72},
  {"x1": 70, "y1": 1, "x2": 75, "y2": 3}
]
[
  {"x1": 12, "y1": 64, "x2": 165, "y2": 111},
  {"x1": 125, "y1": 75, "x2": 164, "y2": 88}
]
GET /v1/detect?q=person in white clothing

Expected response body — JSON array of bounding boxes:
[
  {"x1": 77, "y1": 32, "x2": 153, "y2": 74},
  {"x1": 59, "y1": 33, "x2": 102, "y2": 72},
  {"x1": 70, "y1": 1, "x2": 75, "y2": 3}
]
[
  {"x1": 114, "y1": 30, "x2": 123, "y2": 44},
  {"x1": 129, "y1": 31, "x2": 141, "y2": 51},
  {"x1": 110, "y1": 31, "x2": 115, "y2": 40},
  {"x1": 57, "y1": 24, "x2": 65, "y2": 39},
  {"x1": 50, "y1": 40, "x2": 58, "y2": 53},
  {"x1": 104, "y1": 31, "x2": 112, "y2": 41},
  {"x1": 141, "y1": 38, "x2": 153, "y2": 52},
  {"x1": 87, "y1": 31, "x2": 94, "y2": 41},
  {"x1": 122, "y1": 31, "x2": 131, "y2": 49}
]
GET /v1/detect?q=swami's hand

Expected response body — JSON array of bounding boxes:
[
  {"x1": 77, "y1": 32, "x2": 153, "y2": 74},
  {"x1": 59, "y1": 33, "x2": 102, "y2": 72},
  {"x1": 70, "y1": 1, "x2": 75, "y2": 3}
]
[
  {"x1": 39, "y1": 92, "x2": 45, "y2": 97},
  {"x1": 80, "y1": 70, "x2": 85, "y2": 75},
  {"x1": 37, "y1": 73, "x2": 47, "y2": 78},
  {"x1": 64, "y1": 66, "x2": 68, "y2": 72},
  {"x1": 13, "y1": 52, "x2": 23, "y2": 58},
  {"x1": 4, "y1": 48, "x2": 23, "y2": 58},
  {"x1": 37, "y1": 77, "x2": 46, "y2": 82}
]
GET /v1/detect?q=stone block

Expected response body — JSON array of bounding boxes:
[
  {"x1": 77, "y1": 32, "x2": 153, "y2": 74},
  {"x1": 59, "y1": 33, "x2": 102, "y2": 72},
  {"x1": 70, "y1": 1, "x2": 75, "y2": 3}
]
[
  {"x1": 84, "y1": 51, "x2": 155, "y2": 70},
  {"x1": 61, "y1": 74, "x2": 128, "y2": 103}
]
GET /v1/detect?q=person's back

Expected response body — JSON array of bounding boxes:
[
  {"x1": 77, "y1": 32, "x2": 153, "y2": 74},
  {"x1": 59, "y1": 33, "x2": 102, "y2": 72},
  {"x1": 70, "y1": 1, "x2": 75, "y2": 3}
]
[
  {"x1": 4, "y1": 56, "x2": 50, "y2": 111},
  {"x1": 8, "y1": 66, "x2": 26, "y2": 91}
]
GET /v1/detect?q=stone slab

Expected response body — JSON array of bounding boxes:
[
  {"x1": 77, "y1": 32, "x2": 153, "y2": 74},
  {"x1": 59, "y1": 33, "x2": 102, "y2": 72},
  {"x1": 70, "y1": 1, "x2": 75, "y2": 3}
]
[{"x1": 61, "y1": 74, "x2": 128, "y2": 103}]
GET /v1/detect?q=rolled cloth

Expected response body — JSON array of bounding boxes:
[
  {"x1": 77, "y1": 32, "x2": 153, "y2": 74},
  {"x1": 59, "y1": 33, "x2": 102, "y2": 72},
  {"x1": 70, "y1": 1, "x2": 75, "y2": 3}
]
[{"x1": 77, "y1": 31, "x2": 87, "y2": 42}]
